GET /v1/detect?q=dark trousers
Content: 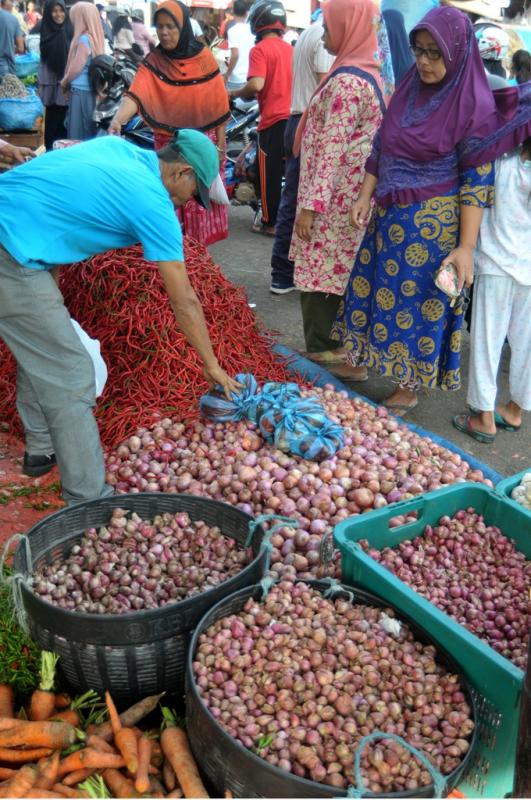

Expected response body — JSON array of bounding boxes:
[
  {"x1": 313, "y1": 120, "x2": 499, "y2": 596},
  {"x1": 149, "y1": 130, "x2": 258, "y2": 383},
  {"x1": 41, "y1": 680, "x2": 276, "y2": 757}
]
[
  {"x1": 44, "y1": 104, "x2": 67, "y2": 152},
  {"x1": 270, "y1": 113, "x2": 301, "y2": 287},
  {"x1": 300, "y1": 291, "x2": 342, "y2": 353},
  {"x1": 257, "y1": 118, "x2": 287, "y2": 228}
]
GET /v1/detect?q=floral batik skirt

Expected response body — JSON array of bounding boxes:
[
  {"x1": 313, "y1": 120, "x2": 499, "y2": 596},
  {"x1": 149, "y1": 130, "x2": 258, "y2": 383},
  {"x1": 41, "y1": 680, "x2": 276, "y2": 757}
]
[{"x1": 332, "y1": 195, "x2": 467, "y2": 391}]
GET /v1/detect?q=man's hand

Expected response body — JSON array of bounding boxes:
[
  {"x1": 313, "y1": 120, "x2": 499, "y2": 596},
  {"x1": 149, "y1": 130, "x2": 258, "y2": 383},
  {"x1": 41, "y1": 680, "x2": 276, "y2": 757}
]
[
  {"x1": 295, "y1": 208, "x2": 315, "y2": 242},
  {"x1": 0, "y1": 143, "x2": 35, "y2": 166},
  {"x1": 203, "y1": 364, "x2": 243, "y2": 399},
  {"x1": 441, "y1": 245, "x2": 474, "y2": 292}
]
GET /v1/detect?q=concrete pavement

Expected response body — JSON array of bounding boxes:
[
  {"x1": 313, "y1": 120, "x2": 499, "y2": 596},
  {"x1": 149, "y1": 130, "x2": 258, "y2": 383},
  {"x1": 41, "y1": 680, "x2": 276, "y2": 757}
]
[{"x1": 210, "y1": 206, "x2": 530, "y2": 480}]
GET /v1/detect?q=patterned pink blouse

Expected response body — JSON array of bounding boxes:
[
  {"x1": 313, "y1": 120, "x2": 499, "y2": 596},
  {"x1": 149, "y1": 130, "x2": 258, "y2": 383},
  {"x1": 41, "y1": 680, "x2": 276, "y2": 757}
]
[{"x1": 291, "y1": 72, "x2": 383, "y2": 296}]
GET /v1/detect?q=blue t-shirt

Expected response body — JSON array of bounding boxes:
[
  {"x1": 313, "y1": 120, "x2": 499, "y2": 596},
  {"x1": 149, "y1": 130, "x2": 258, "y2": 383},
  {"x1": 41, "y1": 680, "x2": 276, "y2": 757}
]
[
  {"x1": 0, "y1": 137, "x2": 184, "y2": 269},
  {"x1": 0, "y1": 9, "x2": 22, "y2": 77},
  {"x1": 71, "y1": 33, "x2": 92, "y2": 90}
]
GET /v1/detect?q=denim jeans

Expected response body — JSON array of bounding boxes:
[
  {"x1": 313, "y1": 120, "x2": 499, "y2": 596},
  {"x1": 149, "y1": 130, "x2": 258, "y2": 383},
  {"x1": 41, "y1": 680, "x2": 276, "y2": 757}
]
[
  {"x1": 270, "y1": 113, "x2": 302, "y2": 287},
  {"x1": 0, "y1": 246, "x2": 113, "y2": 505}
]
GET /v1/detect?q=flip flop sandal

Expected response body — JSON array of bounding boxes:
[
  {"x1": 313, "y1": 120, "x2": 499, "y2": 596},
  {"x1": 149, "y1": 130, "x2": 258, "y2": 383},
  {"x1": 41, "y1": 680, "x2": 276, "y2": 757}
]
[
  {"x1": 494, "y1": 411, "x2": 521, "y2": 432},
  {"x1": 452, "y1": 414, "x2": 496, "y2": 443},
  {"x1": 251, "y1": 224, "x2": 276, "y2": 237},
  {"x1": 468, "y1": 408, "x2": 521, "y2": 431},
  {"x1": 301, "y1": 350, "x2": 346, "y2": 366},
  {"x1": 383, "y1": 399, "x2": 418, "y2": 417},
  {"x1": 329, "y1": 364, "x2": 369, "y2": 381}
]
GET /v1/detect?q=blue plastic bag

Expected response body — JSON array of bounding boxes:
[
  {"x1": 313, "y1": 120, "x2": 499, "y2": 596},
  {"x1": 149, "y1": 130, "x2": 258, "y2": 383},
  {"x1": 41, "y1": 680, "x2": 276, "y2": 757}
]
[
  {"x1": 248, "y1": 381, "x2": 301, "y2": 424},
  {"x1": 15, "y1": 52, "x2": 40, "y2": 78},
  {"x1": 268, "y1": 399, "x2": 345, "y2": 461},
  {"x1": 0, "y1": 89, "x2": 43, "y2": 131},
  {"x1": 199, "y1": 373, "x2": 258, "y2": 422}
]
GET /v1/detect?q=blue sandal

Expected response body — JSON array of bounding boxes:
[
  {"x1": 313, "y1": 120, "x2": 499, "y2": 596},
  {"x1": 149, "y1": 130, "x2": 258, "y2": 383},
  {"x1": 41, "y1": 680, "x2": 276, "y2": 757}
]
[{"x1": 453, "y1": 414, "x2": 495, "y2": 443}]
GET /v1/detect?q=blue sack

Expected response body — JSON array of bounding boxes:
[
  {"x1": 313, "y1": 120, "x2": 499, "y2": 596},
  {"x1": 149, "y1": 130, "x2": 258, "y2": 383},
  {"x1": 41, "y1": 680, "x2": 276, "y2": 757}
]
[
  {"x1": 0, "y1": 88, "x2": 43, "y2": 131},
  {"x1": 199, "y1": 373, "x2": 258, "y2": 422},
  {"x1": 269, "y1": 399, "x2": 345, "y2": 461},
  {"x1": 15, "y1": 52, "x2": 40, "y2": 78}
]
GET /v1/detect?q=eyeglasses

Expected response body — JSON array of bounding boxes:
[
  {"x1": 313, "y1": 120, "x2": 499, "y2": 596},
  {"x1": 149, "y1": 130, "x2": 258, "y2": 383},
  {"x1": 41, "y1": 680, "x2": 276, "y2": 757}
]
[{"x1": 410, "y1": 44, "x2": 443, "y2": 62}]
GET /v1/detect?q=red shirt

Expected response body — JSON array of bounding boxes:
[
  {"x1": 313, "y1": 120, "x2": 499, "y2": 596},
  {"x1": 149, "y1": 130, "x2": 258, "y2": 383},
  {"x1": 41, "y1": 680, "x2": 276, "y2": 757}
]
[{"x1": 248, "y1": 36, "x2": 293, "y2": 131}]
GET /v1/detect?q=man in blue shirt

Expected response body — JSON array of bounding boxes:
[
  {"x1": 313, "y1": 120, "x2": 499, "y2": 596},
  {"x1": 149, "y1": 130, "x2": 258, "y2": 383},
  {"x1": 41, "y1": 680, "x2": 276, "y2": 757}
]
[
  {"x1": 0, "y1": 130, "x2": 239, "y2": 505},
  {"x1": 0, "y1": 0, "x2": 24, "y2": 79}
]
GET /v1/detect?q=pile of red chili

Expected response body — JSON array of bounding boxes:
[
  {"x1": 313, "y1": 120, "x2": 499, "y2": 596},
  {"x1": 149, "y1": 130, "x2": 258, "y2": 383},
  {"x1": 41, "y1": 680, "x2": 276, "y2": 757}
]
[{"x1": 0, "y1": 241, "x2": 292, "y2": 446}]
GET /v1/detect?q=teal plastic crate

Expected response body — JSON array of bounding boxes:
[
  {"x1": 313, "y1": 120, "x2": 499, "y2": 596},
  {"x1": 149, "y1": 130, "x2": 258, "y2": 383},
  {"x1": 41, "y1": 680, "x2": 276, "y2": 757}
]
[
  {"x1": 333, "y1": 483, "x2": 531, "y2": 799},
  {"x1": 496, "y1": 468, "x2": 531, "y2": 522}
]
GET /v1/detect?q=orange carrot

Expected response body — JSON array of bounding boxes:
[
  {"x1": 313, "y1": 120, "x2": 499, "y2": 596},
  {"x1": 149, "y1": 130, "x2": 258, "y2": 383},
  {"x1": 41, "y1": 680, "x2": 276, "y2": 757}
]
[
  {"x1": 0, "y1": 720, "x2": 76, "y2": 749},
  {"x1": 0, "y1": 768, "x2": 16, "y2": 781},
  {"x1": 135, "y1": 736, "x2": 151, "y2": 794},
  {"x1": 62, "y1": 769, "x2": 94, "y2": 787},
  {"x1": 167, "y1": 791, "x2": 184, "y2": 799},
  {"x1": 26, "y1": 790, "x2": 78, "y2": 799},
  {"x1": 58, "y1": 749, "x2": 125, "y2": 776},
  {"x1": 224, "y1": 791, "x2": 233, "y2": 799},
  {"x1": 35, "y1": 752, "x2": 61, "y2": 790},
  {"x1": 148, "y1": 764, "x2": 160, "y2": 775},
  {"x1": 160, "y1": 722, "x2": 209, "y2": 799},
  {"x1": 162, "y1": 758, "x2": 177, "y2": 791},
  {"x1": 0, "y1": 717, "x2": 23, "y2": 731},
  {"x1": 50, "y1": 784, "x2": 89, "y2": 799},
  {"x1": 53, "y1": 694, "x2": 72, "y2": 710},
  {"x1": 0, "y1": 685, "x2": 14, "y2": 718},
  {"x1": 0, "y1": 747, "x2": 53, "y2": 762},
  {"x1": 30, "y1": 653, "x2": 60, "y2": 722},
  {"x1": 50, "y1": 710, "x2": 80, "y2": 727},
  {"x1": 115, "y1": 728, "x2": 138, "y2": 775},
  {"x1": 85, "y1": 734, "x2": 116, "y2": 754},
  {"x1": 150, "y1": 738, "x2": 163, "y2": 768},
  {"x1": 102, "y1": 768, "x2": 139, "y2": 798},
  {"x1": 0, "y1": 763, "x2": 38, "y2": 798},
  {"x1": 93, "y1": 693, "x2": 165, "y2": 742},
  {"x1": 104, "y1": 692, "x2": 122, "y2": 738}
]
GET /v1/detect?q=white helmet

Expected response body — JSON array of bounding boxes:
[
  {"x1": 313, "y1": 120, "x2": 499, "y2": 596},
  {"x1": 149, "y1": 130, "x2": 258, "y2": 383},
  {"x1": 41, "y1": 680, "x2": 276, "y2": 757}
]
[{"x1": 474, "y1": 25, "x2": 510, "y2": 61}]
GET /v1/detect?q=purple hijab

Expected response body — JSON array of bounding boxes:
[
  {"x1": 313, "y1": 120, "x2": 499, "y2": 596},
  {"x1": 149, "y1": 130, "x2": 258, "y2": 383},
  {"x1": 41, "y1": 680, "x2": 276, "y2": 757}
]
[{"x1": 369, "y1": 6, "x2": 531, "y2": 204}]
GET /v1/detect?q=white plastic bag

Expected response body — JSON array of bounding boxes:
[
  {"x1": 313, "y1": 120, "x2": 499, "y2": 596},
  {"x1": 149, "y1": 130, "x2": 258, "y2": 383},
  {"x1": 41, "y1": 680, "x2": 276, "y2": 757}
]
[{"x1": 70, "y1": 318, "x2": 108, "y2": 398}]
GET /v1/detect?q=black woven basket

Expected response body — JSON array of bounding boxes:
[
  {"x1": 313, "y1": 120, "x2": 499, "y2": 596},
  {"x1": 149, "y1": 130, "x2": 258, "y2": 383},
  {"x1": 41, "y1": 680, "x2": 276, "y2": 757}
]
[
  {"x1": 186, "y1": 580, "x2": 478, "y2": 799},
  {"x1": 13, "y1": 493, "x2": 268, "y2": 703}
]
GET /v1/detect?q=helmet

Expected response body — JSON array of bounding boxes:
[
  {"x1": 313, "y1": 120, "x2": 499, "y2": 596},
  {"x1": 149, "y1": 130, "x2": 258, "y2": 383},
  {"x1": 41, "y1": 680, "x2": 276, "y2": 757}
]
[
  {"x1": 474, "y1": 24, "x2": 509, "y2": 61},
  {"x1": 89, "y1": 54, "x2": 117, "y2": 94},
  {"x1": 247, "y1": 0, "x2": 286, "y2": 36}
]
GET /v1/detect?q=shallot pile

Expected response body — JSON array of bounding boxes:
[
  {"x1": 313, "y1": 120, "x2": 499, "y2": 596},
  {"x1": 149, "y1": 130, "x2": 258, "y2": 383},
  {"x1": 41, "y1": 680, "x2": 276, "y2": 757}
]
[
  {"x1": 362, "y1": 508, "x2": 530, "y2": 668},
  {"x1": 192, "y1": 580, "x2": 474, "y2": 793},
  {"x1": 31, "y1": 508, "x2": 249, "y2": 613},
  {"x1": 105, "y1": 386, "x2": 490, "y2": 579}
]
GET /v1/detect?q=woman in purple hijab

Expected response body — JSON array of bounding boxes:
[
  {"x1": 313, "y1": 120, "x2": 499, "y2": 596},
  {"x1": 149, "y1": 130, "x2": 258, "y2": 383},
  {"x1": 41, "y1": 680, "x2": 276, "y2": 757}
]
[{"x1": 331, "y1": 5, "x2": 531, "y2": 414}]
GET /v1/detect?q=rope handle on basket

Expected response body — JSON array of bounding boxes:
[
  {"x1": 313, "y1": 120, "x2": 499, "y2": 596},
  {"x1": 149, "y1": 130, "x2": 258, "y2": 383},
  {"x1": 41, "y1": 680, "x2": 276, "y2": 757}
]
[
  {"x1": 321, "y1": 577, "x2": 354, "y2": 604},
  {"x1": 245, "y1": 514, "x2": 299, "y2": 549},
  {"x1": 346, "y1": 732, "x2": 447, "y2": 798},
  {"x1": 0, "y1": 534, "x2": 33, "y2": 634}
]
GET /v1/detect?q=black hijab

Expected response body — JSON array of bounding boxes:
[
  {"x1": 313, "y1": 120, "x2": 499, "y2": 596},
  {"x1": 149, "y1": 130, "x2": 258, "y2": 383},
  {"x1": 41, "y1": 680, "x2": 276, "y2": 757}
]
[
  {"x1": 154, "y1": 0, "x2": 203, "y2": 60},
  {"x1": 40, "y1": 0, "x2": 73, "y2": 76}
]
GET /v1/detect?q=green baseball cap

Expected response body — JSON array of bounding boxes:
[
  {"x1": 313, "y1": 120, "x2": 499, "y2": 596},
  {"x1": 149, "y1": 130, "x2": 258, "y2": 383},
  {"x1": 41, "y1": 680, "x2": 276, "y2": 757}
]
[{"x1": 158, "y1": 128, "x2": 219, "y2": 209}]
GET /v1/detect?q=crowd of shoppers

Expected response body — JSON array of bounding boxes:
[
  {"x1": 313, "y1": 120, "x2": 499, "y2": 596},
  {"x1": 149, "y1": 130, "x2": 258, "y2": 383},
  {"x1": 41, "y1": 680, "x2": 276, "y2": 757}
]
[{"x1": 0, "y1": 0, "x2": 530, "y2": 442}]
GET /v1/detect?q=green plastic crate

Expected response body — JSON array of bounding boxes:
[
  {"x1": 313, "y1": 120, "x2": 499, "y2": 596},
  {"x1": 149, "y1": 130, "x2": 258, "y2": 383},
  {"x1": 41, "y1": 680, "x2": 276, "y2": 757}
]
[
  {"x1": 333, "y1": 483, "x2": 530, "y2": 799},
  {"x1": 496, "y1": 468, "x2": 531, "y2": 522}
]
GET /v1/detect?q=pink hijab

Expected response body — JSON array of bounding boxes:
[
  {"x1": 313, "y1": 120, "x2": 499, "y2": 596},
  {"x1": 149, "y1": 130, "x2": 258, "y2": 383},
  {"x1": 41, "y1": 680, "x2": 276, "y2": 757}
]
[
  {"x1": 293, "y1": 0, "x2": 383, "y2": 157},
  {"x1": 63, "y1": 2, "x2": 105, "y2": 83}
]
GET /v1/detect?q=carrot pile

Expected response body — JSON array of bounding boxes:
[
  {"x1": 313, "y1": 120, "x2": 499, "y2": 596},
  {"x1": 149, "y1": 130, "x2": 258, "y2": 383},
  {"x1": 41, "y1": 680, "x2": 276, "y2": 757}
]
[
  {"x1": 0, "y1": 653, "x2": 210, "y2": 798},
  {"x1": 0, "y1": 240, "x2": 292, "y2": 446}
]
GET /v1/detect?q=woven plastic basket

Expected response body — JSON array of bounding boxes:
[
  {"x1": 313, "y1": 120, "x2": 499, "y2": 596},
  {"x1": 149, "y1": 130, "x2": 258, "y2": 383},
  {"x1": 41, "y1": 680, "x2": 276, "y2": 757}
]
[
  {"x1": 13, "y1": 493, "x2": 268, "y2": 703},
  {"x1": 185, "y1": 580, "x2": 477, "y2": 799}
]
